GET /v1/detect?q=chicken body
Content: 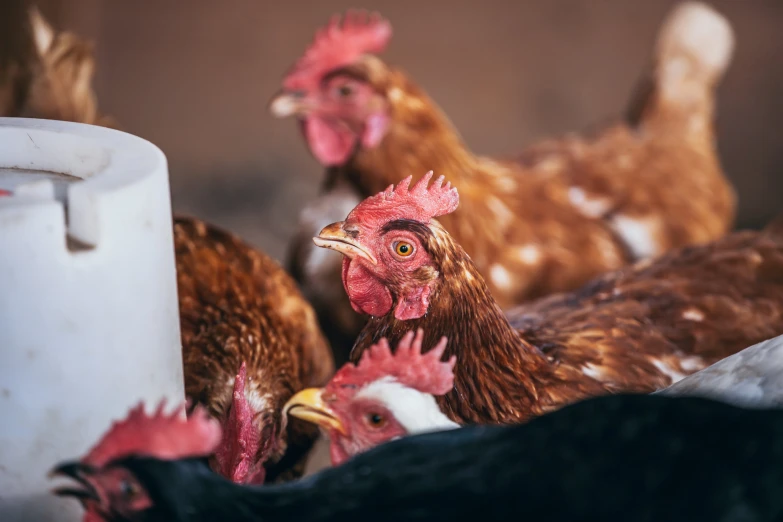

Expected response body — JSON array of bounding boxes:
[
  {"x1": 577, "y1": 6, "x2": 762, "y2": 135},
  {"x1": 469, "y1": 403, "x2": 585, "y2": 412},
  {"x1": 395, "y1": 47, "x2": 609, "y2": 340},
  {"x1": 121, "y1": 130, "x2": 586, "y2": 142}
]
[
  {"x1": 273, "y1": 3, "x2": 737, "y2": 359},
  {"x1": 54, "y1": 394, "x2": 783, "y2": 522},
  {"x1": 175, "y1": 216, "x2": 334, "y2": 483},
  {"x1": 315, "y1": 174, "x2": 783, "y2": 425}
]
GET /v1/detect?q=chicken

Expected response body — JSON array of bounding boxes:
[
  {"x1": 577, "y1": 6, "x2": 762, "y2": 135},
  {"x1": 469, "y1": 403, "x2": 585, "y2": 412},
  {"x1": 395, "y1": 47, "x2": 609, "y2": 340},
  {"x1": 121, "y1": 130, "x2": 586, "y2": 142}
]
[
  {"x1": 285, "y1": 329, "x2": 457, "y2": 465},
  {"x1": 0, "y1": 5, "x2": 115, "y2": 126},
  {"x1": 52, "y1": 393, "x2": 783, "y2": 522},
  {"x1": 175, "y1": 216, "x2": 334, "y2": 484},
  {"x1": 270, "y1": 3, "x2": 737, "y2": 361},
  {"x1": 659, "y1": 333, "x2": 783, "y2": 409},
  {"x1": 288, "y1": 330, "x2": 783, "y2": 463},
  {"x1": 313, "y1": 173, "x2": 783, "y2": 425},
  {"x1": 48, "y1": 401, "x2": 222, "y2": 522}
]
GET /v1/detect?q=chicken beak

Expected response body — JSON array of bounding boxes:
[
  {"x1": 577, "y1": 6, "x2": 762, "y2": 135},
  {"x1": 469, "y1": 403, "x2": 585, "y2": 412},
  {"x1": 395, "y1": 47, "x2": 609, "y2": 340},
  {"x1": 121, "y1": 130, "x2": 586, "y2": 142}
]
[
  {"x1": 49, "y1": 461, "x2": 100, "y2": 503},
  {"x1": 268, "y1": 90, "x2": 310, "y2": 118},
  {"x1": 284, "y1": 388, "x2": 347, "y2": 435},
  {"x1": 313, "y1": 222, "x2": 377, "y2": 264}
]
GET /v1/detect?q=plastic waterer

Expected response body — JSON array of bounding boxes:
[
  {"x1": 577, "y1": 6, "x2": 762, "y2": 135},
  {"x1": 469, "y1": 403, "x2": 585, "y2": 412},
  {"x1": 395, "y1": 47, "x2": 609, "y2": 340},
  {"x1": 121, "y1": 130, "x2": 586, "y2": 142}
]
[{"x1": 0, "y1": 118, "x2": 185, "y2": 521}]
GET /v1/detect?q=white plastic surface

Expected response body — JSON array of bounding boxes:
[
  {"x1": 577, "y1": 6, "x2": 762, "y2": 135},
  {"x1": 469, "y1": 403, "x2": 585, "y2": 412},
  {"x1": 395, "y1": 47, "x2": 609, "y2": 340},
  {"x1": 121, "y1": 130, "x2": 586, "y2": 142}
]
[{"x1": 0, "y1": 118, "x2": 184, "y2": 521}]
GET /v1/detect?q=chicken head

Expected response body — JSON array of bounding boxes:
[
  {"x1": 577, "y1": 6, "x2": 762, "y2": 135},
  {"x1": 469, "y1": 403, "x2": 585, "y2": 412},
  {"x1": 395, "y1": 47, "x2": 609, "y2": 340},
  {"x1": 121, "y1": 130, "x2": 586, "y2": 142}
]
[
  {"x1": 269, "y1": 10, "x2": 393, "y2": 165},
  {"x1": 313, "y1": 171, "x2": 459, "y2": 320},
  {"x1": 49, "y1": 402, "x2": 221, "y2": 522},
  {"x1": 284, "y1": 329, "x2": 456, "y2": 465}
]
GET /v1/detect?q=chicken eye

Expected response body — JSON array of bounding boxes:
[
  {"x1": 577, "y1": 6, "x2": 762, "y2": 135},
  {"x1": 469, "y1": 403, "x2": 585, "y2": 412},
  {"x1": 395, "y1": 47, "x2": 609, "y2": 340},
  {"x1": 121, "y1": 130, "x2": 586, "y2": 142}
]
[
  {"x1": 394, "y1": 241, "x2": 414, "y2": 257},
  {"x1": 119, "y1": 479, "x2": 139, "y2": 500},
  {"x1": 336, "y1": 84, "x2": 354, "y2": 98},
  {"x1": 366, "y1": 412, "x2": 386, "y2": 428}
]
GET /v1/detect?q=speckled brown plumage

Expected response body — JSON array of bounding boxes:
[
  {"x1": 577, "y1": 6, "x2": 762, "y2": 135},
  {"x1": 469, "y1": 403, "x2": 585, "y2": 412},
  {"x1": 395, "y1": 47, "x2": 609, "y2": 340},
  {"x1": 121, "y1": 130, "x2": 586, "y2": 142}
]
[
  {"x1": 175, "y1": 216, "x2": 334, "y2": 482},
  {"x1": 287, "y1": 4, "x2": 737, "y2": 358},
  {"x1": 351, "y1": 217, "x2": 783, "y2": 426}
]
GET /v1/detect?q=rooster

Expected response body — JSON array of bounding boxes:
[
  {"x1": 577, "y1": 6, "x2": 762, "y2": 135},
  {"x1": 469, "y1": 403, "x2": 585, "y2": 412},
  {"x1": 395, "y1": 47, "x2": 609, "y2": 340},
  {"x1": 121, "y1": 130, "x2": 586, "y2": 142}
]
[
  {"x1": 271, "y1": 3, "x2": 737, "y2": 361},
  {"x1": 284, "y1": 329, "x2": 457, "y2": 465},
  {"x1": 175, "y1": 216, "x2": 334, "y2": 484},
  {"x1": 51, "y1": 394, "x2": 783, "y2": 522},
  {"x1": 313, "y1": 173, "x2": 783, "y2": 425}
]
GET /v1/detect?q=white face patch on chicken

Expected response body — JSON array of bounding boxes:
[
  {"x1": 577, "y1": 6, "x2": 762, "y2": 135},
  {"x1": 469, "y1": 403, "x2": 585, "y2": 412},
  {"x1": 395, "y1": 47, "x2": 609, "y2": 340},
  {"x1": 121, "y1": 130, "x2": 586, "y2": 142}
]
[
  {"x1": 610, "y1": 214, "x2": 661, "y2": 260},
  {"x1": 489, "y1": 264, "x2": 513, "y2": 291},
  {"x1": 356, "y1": 377, "x2": 459, "y2": 434}
]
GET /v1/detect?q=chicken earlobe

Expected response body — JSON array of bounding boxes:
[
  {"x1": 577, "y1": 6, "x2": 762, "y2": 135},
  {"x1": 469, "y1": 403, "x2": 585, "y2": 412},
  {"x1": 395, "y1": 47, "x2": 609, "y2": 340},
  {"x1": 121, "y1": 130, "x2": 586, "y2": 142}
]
[{"x1": 393, "y1": 283, "x2": 433, "y2": 320}]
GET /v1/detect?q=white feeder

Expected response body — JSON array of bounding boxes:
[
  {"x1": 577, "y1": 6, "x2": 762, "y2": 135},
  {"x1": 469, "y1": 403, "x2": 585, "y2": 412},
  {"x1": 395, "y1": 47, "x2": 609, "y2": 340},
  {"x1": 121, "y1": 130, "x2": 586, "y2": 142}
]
[{"x1": 0, "y1": 118, "x2": 184, "y2": 522}]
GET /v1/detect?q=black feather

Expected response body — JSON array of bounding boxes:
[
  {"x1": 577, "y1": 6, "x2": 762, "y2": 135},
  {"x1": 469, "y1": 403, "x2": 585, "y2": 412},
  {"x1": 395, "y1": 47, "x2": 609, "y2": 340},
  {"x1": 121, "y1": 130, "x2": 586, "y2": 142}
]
[{"x1": 106, "y1": 394, "x2": 783, "y2": 522}]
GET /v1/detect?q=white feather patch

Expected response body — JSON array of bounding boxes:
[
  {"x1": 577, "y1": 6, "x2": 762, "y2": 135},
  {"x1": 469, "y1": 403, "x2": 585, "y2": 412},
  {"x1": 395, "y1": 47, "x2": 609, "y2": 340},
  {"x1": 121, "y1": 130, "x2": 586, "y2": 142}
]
[
  {"x1": 514, "y1": 244, "x2": 542, "y2": 266},
  {"x1": 489, "y1": 264, "x2": 513, "y2": 290},
  {"x1": 356, "y1": 377, "x2": 459, "y2": 434},
  {"x1": 568, "y1": 187, "x2": 612, "y2": 219},
  {"x1": 682, "y1": 308, "x2": 705, "y2": 322},
  {"x1": 582, "y1": 363, "x2": 607, "y2": 381},
  {"x1": 610, "y1": 214, "x2": 661, "y2": 260}
]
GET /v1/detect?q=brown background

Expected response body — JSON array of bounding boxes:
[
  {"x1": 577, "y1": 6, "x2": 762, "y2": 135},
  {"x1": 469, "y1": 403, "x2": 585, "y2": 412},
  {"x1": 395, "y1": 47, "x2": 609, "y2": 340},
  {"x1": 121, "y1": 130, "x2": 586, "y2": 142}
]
[{"x1": 20, "y1": 1, "x2": 783, "y2": 261}]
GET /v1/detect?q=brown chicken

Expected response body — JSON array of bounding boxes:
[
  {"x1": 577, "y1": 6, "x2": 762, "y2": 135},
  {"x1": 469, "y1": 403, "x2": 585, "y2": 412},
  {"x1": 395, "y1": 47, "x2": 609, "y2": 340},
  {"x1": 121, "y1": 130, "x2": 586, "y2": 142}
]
[
  {"x1": 175, "y1": 216, "x2": 334, "y2": 483},
  {"x1": 271, "y1": 3, "x2": 737, "y2": 361},
  {"x1": 0, "y1": 4, "x2": 115, "y2": 126},
  {"x1": 313, "y1": 174, "x2": 783, "y2": 425}
]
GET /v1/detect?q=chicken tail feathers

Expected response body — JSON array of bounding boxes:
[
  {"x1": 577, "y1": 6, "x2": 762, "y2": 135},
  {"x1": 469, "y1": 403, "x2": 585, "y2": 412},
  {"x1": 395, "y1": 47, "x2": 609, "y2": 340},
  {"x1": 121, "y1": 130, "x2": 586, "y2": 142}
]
[{"x1": 626, "y1": 2, "x2": 734, "y2": 129}]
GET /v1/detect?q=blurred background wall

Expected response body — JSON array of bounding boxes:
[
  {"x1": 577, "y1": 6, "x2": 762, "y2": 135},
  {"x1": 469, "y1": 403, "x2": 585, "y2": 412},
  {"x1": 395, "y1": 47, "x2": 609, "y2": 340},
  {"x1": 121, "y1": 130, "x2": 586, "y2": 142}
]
[{"x1": 13, "y1": 0, "x2": 783, "y2": 261}]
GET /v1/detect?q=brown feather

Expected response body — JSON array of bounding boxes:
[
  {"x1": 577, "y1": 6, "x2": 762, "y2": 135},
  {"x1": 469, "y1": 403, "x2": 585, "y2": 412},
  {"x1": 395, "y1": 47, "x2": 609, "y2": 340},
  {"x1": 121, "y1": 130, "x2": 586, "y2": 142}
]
[
  {"x1": 352, "y1": 221, "x2": 783, "y2": 425},
  {"x1": 291, "y1": 5, "x2": 736, "y2": 355},
  {"x1": 175, "y1": 216, "x2": 334, "y2": 482}
]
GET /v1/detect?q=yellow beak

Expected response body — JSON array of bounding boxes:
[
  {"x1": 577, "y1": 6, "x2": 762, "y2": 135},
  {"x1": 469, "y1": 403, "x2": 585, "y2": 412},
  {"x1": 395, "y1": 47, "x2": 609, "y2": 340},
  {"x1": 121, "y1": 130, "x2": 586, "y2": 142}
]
[
  {"x1": 284, "y1": 388, "x2": 347, "y2": 435},
  {"x1": 313, "y1": 222, "x2": 377, "y2": 264}
]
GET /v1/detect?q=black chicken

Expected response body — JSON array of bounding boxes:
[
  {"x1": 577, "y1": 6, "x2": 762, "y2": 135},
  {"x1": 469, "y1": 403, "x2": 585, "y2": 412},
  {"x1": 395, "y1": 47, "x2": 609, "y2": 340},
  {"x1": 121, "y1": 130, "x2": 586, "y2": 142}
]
[{"x1": 51, "y1": 393, "x2": 783, "y2": 521}]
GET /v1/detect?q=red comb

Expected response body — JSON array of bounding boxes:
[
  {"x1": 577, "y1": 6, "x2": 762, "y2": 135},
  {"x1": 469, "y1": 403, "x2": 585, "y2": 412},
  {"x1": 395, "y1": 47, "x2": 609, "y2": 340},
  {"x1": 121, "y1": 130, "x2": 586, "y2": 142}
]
[
  {"x1": 347, "y1": 171, "x2": 460, "y2": 228},
  {"x1": 83, "y1": 400, "x2": 222, "y2": 466},
  {"x1": 330, "y1": 329, "x2": 455, "y2": 395},
  {"x1": 283, "y1": 9, "x2": 392, "y2": 91},
  {"x1": 0, "y1": 189, "x2": 12, "y2": 196}
]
